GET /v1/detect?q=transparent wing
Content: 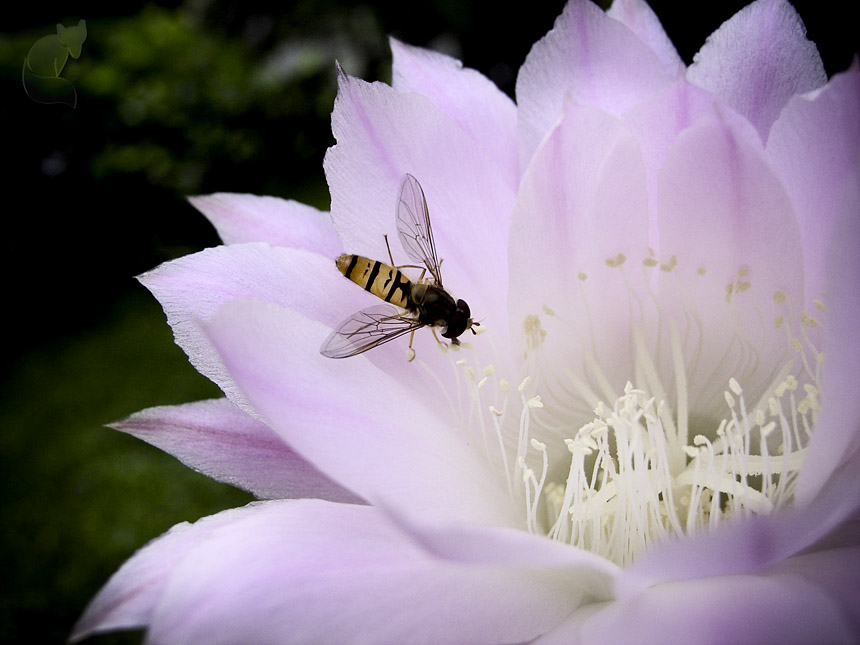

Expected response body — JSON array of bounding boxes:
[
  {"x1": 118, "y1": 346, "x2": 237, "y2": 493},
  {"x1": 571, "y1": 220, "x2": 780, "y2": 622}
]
[
  {"x1": 396, "y1": 173, "x2": 443, "y2": 285},
  {"x1": 320, "y1": 304, "x2": 425, "y2": 359}
]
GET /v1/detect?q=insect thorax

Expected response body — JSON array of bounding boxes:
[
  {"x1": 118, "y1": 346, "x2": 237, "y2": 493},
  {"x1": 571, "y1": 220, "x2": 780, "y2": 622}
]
[{"x1": 410, "y1": 282, "x2": 456, "y2": 322}]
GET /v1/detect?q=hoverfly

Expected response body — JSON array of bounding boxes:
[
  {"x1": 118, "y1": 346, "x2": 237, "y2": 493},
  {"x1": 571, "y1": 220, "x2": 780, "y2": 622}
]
[{"x1": 320, "y1": 173, "x2": 477, "y2": 359}]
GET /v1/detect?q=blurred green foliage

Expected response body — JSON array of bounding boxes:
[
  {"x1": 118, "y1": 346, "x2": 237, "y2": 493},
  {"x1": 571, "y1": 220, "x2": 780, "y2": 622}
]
[
  {"x1": 0, "y1": 291, "x2": 252, "y2": 643},
  {"x1": 0, "y1": 1, "x2": 852, "y2": 642},
  {"x1": 71, "y1": 4, "x2": 357, "y2": 195}
]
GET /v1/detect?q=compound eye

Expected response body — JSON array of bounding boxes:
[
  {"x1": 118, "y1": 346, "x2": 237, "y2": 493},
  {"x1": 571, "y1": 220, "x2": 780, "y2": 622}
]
[{"x1": 443, "y1": 300, "x2": 473, "y2": 339}]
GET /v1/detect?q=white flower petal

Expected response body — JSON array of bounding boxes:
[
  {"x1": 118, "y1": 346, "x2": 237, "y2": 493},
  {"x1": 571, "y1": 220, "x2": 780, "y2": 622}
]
[
  {"x1": 204, "y1": 297, "x2": 521, "y2": 528},
  {"x1": 324, "y1": 70, "x2": 516, "y2": 328},
  {"x1": 607, "y1": 0, "x2": 684, "y2": 76},
  {"x1": 145, "y1": 500, "x2": 574, "y2": 645},
  {"x1": 384, "y1": 503, "x2": 620, "y2": 601},
  {"x1": 112, "y1": 398, "x2": 363, "y2": 502},
  {"x1": 70, "y1": 504, "x2": 264, "y2": 643},
  {"x1": 188, "y1": 192, "x2": 342, "y2": 255},
  {"x1": 623, "y1": 76, "x2": 759, "y2": 224},
  {"x1": 795, "y1": 178, "x2": 860, "y2": 504},
  {"x1": 508, "y1": 99, "x2": 650, "y2": 411},
  {"x1": 615, "y1": 473, "x2": 860, "y2": 599},
  {"x1": 139, "y1": 243, "x2": 368, "y2": 411},
  {"x1": 657, "y1": 111, "x2": 804, "y2": 417},
  {"x1": 686, "y1": 0, "x2": 827, "y2": 142},
  {"x1": 542, "y1": 570, "x2": 854, "y2": 643},
  {"x1": 390, "y1": 38, "x2": 519, "y2": 189},
  {"x1": 516, "y1": 0, "x2": 674, "y2": 166},
  {"x1": 769, "y1": 546, "x2": 860, "y2": 631},
  {"x1": 766, "y1": 63, "x2": 860, "y2": 301}
]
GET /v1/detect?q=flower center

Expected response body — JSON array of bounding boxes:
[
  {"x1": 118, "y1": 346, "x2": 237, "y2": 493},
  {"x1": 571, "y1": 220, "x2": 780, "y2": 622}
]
[{"x1": 438, "y1": 252, "x2": 823, "y2": 567}]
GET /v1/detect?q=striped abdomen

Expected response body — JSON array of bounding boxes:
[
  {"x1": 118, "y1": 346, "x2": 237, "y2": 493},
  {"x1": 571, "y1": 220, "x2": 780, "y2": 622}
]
[{"x1": 336, "y1": 254, "x2": 412, "y2": 309}]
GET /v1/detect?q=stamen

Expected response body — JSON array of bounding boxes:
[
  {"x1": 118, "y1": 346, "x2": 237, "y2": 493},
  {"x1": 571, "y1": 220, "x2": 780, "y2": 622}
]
[{"x1": 447, "y1": 251, "x2": 822, "y2": 568}]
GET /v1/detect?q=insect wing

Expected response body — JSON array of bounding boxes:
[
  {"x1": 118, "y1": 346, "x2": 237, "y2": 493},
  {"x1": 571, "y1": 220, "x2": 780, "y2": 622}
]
[
  {"x1": 320, "y1": 304, "x2": 424, "y2": 358},
  {"x1": 396, "y1": 174, "x2": 443, "y2": 284}
]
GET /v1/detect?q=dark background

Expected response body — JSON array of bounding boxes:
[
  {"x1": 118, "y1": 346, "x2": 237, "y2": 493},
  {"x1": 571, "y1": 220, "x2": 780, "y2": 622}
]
[{"x1": 1, "y1": 1, "x2": 855, "y2": 642}]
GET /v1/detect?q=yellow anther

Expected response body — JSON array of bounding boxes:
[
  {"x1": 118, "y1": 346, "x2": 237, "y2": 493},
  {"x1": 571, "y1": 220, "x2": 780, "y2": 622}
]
[{"x1": 605, "y1": 253, "x2": 627, "y2": 268}]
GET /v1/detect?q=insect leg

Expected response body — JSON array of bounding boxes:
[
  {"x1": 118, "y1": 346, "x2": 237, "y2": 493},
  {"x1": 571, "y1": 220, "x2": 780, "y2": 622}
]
[
  {"x1": 407, "y1": 329, "x2": 417, "y2": 362},
  {"x1": 384, "y1": 234, "x2": 395, "y2": 267},
  {"x1": 382, "y1": 234, "x2": 426, "y2": 274}
]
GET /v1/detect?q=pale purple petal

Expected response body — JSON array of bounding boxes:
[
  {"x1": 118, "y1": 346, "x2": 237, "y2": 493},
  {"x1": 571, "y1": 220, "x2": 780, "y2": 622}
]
[
  {"x1": 657, "y1": 111, "x2": 804, "y2": 419},
  {"x1": 795, "y1": 175, "x2": 860, "y2": 504},
  {"x1": 686, "y1": 0, "x2": 827, "y2": 143},
  {"x1": 807, "y1": 513, "x2": 860, "y2": 553},
  {"x1": 384, "y1": 504, "x2": 620, "y2": 602},
  {"x1": 390, "y1": 38, "x2": 519, "y2": 189},
  {"x1": 111, "y1": 398, "x2": 363, "y2": 503},
  {"x1": 507, "y1": 99, "x2": 650, "y2": 434},
  {"x1": 188, "y1": 192, "x2": 342, "y2": 255},
  {"x1": 139, "y1": 243, "x2": 369, "y2": 410},
  {"x1": 324, "y1": 70, "x2": 515, "y2": 331},
  {"x1": 766, "y1": 63, "x2": 860, "y2": 301},
  {"x1": 622, "y1": 76, "x2": 760, "y2": 229},
  {"x1": 606, "y1": 0, "x2": 684, "y2": 76},
  {"x1": 70, "y1": 504, "x2": 264, "y2": 643},
  {"x1": 542, "y1": 570, "x2": 854, "y2": 643},
  {"x1": 616, "y1": 459, "x2": 860, "y2": 597},
  {"x1": 145, "y1": 500, "x2": 574, "y2": 644},
  {"x1": 203, "y1": 297, "x2": 521, "y2": 528},
  {"x1": 516, "y1": 0, "x2": 673, "y2": 166},
  {"x1": 769, "y1": 546, "x2": 860, "y2": 633},
  {"x1": 616, "y1": 511, "x2": 818, "y2": 595},
  {"x1": 140, "y1": 239, "x2": 474, "y2": 418}
]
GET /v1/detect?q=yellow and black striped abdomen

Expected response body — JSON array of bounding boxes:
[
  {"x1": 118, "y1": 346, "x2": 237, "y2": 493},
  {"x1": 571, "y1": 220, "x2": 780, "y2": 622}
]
[{"x1": 336, "y1": 254, "x2": 411, "y2": 309}]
